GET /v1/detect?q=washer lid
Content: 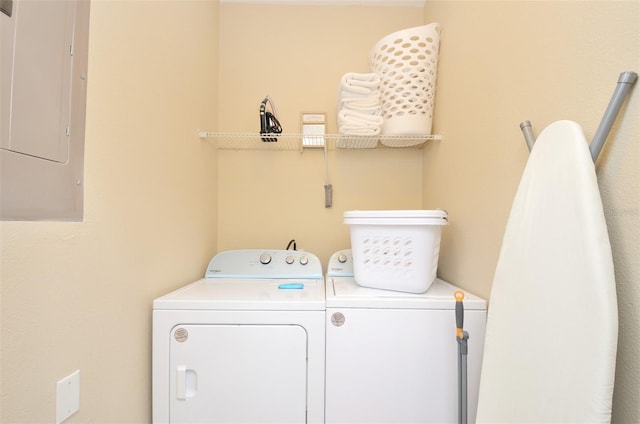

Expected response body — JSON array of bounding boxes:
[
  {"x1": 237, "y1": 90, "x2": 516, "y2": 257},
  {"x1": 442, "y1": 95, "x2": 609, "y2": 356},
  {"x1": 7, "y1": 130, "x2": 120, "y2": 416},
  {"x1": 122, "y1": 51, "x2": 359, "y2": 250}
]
[
  {"x1": 326, "y1": 277, "x2": 486, "y2": 310},
  {"x1": 153, "y1": 278, "x2": 325, "y2": 311}
]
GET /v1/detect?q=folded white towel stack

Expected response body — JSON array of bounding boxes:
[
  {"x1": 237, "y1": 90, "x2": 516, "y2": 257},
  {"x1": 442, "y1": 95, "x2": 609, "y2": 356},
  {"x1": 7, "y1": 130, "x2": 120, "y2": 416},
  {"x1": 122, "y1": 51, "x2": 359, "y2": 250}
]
[
  {"x1": 339, "y1": 72, "x2": 380, "y2": 97},
  {"x1": 337, "y1": 73, "x2": 383, "y2": 147}
]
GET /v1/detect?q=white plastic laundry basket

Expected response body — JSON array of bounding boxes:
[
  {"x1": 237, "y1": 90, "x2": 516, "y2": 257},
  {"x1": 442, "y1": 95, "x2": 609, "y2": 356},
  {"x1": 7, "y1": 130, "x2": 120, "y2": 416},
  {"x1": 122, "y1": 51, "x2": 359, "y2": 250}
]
[
  {"x1": 369, "y1": 23, "x2": 440, "y2": 143},
  {"x1": 344, "y1": 210, "x2": 448, "y2": 293}
]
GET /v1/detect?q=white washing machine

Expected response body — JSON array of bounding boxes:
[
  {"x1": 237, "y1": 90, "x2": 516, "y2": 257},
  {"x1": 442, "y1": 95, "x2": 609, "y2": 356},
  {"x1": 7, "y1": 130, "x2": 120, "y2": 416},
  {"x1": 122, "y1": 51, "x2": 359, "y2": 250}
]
[
  {"x1": 325, "y1": 249, "x2": 487, "y2": 423},
  {"x1": 152, "y1": 249, "x2": 325, "y2": 424}
]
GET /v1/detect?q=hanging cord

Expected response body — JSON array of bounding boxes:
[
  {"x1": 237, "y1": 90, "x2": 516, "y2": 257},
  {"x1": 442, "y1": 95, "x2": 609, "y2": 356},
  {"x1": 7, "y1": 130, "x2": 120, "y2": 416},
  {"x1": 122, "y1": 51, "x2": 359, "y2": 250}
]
[
  {"x1": 286, "y1": 239, "x2": 297, "y2": 251},
  {"x1": 324, "y1": 137, "x2": 332, "y2": 208},
  {"x1": 260, "y1": 95, "x2": 282, "y2": 142}
]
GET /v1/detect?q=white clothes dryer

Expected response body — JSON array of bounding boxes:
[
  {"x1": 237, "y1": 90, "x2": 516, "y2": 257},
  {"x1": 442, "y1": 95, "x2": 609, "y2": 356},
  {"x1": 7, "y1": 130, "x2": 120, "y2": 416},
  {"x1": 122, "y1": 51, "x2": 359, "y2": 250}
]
[
  {"x1": 152, "y1": 250, "x2": 325, "y2": 424},
  {"x1": 325, "y1": 249, "x2": 487, "y2": 423}
]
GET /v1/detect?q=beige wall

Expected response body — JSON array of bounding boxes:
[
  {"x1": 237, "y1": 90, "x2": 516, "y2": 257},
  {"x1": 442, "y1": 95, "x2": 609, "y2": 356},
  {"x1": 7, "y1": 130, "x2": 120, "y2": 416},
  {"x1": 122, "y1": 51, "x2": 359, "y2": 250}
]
[
  {"x1": 0, "y1": 1, "x2": 219, "y2": 422},
  {"x1": 217, "y1": 3, "x2": 427, "y2": 261},
  {"x1": 423, "y1": 1, "x2": 639, "y2": 423}
]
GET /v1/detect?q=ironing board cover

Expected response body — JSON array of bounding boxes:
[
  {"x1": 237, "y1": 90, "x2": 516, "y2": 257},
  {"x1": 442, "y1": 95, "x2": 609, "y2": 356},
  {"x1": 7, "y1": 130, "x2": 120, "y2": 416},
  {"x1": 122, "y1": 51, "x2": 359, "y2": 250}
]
[{"x1": 476, "y1": 120, "x2": 618, "y2": 423}]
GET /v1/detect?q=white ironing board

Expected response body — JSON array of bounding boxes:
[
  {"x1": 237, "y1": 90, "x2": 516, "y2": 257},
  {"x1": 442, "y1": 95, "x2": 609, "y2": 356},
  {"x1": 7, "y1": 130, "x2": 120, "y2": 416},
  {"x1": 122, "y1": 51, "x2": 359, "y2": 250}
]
[{"x1": 476, "y1": 120, "x2": 618, "y2": 423}]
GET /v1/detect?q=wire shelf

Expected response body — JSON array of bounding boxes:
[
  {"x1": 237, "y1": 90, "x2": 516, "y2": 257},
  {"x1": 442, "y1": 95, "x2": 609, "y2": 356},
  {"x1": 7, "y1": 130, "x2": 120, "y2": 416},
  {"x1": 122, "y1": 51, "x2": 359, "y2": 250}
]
[{"x1": 198, "y1": 131, "x2": 442, "y2": 150}]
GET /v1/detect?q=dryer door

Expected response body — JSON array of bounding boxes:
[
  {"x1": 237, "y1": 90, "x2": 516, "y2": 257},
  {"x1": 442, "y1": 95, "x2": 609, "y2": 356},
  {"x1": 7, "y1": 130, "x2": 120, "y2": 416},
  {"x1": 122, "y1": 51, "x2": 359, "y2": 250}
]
[{"x1": 169, "y1": 324, "x2": 308, "y2": 423}]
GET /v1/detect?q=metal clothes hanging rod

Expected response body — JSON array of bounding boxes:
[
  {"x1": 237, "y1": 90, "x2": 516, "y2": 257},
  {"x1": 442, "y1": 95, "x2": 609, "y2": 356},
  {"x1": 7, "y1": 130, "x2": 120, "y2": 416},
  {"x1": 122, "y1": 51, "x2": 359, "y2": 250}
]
[{"x1": 520, "y1": 71, "x2": 638, "y2": 162}]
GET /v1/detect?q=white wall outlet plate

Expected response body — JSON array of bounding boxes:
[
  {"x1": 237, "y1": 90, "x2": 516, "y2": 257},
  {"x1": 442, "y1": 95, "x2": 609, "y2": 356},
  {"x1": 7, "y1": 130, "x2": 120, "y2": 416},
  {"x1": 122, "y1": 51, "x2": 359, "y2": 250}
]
[{"x1": 56, "y1": 370, "x2": 80, "y2": 424}]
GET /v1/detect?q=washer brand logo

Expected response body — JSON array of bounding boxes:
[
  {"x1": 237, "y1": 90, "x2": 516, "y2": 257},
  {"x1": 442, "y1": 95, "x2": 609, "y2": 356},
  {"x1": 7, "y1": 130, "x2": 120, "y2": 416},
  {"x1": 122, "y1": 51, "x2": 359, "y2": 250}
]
[
  {"x1": 209, "y1": 269, "x2": 221, "y2": 273},
  {"x1": 174, "y1": 328, "x2": 189, "y2": 343},
  {"x1": 331, "y1": 312, "x2": 345, "y2": 327}
]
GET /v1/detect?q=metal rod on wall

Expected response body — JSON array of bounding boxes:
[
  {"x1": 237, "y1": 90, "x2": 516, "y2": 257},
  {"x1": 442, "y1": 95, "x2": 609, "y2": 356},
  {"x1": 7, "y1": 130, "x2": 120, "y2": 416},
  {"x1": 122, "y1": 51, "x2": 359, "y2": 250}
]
[
  {"x1": 519, "y1": 70, "x2": 638, "y2": 161},
  {"x1": 589, "y1": 71, "x2": 638, "y2": 161}
]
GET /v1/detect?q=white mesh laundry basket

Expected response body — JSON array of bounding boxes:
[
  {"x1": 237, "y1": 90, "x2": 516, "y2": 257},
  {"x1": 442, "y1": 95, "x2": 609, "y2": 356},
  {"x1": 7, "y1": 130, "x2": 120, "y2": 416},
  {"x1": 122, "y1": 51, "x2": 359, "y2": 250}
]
[
  {"x1": 370, "y1": 23, "x2": 440, "y2": 144},
  {"x1": 344, "y1": 210, "x2": 448, "y2": 293}
]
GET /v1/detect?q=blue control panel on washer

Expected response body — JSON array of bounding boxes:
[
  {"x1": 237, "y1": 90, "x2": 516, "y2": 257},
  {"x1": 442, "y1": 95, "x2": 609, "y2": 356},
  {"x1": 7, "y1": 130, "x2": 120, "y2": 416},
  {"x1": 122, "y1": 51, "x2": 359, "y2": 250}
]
[{"x1": 205, "y1": 249, "x2": 323, "y2": 279}]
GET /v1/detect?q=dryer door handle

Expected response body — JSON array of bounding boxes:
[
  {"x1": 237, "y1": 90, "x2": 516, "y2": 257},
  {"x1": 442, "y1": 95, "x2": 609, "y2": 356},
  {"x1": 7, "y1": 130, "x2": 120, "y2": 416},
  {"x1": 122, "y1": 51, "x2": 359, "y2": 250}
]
[{"x1": 176, "y1": 365, "x2": 198, "y2": 400}]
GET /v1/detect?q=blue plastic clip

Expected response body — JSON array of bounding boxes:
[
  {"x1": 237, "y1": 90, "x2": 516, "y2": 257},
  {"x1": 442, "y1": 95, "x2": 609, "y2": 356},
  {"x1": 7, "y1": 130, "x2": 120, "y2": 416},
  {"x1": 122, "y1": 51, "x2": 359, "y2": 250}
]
[{"x1": 277, "y1": 283, "x2": 305, "y2": 290}]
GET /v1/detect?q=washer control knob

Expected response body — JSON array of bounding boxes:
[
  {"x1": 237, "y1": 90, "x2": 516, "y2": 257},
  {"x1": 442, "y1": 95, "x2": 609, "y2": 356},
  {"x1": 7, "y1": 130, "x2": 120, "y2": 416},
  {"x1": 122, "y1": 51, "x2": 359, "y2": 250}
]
[
  {"x1": 299, "y1": 255, "x2": 309, "y2": 266},
  {"x1": 259, "y1": 253, "x2": 272, "y2": 265},
  {"x1": 285, "y1": 255, "x2": 295, "y2": 265},
  {"x1": 337, "y1": 253, "x2": 348, "y2": 263}
]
